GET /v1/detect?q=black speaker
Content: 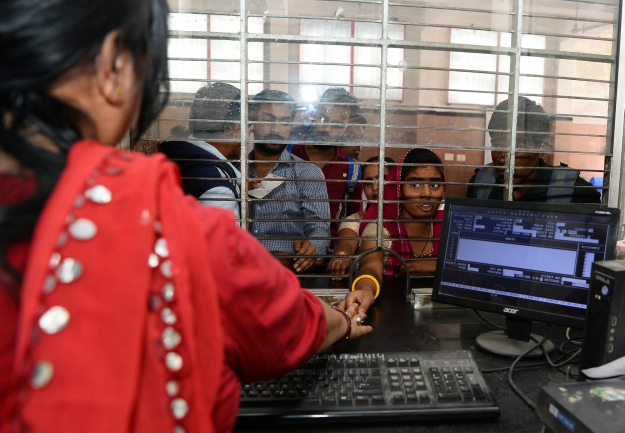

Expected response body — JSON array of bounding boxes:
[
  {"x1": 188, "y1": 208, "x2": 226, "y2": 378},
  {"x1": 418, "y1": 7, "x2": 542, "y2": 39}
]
[{"x1": 579, "y1": 260, "x2": 625, "y2": 375}]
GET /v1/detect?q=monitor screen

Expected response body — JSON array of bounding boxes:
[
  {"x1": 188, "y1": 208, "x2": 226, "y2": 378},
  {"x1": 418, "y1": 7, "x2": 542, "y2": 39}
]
[{"x1": 432, "y1": 198, "x2": 620, "y2": 330}]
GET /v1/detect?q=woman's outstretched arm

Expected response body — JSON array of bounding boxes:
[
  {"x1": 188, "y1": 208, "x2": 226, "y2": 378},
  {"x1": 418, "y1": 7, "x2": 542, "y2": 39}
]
[{"x1": 338, "y1": 238, "x2": 383, "y2": 315}]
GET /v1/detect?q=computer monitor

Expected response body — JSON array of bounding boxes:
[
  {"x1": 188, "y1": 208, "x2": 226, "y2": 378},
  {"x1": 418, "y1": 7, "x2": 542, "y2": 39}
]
[{"x1": 432, "y1": 198, "x2": 620, "y2": 357}]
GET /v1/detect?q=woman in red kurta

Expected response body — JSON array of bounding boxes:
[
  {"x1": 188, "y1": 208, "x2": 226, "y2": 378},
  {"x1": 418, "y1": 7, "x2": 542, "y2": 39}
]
[{"x1": 0, "y1": 1, "x2": 371, "y2": 432}]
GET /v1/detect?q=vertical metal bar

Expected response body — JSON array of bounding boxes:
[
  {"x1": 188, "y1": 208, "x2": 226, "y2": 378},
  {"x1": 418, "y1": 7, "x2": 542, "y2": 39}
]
[
  {"x1": 263, "y1": 19, "x2": 270, "y2": 90},
  {"x1": 608, "y1": 1, "x2": 625, "y2": 210},
  {"x1": 377, "y1": 0, "x2": 389, "y2": 247},
  {"x1": 504, "y1": 0, "x2": 524, "y2": 201},
  {"x1": 240, "y1": 0, "x2": 249, "y2": 230}
]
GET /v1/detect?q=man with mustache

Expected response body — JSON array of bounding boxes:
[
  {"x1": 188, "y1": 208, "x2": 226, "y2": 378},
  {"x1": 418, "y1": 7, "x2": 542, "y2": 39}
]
[
  {"x1": 289, "y1": 88, "x2": 364, "y2": 240},
  {"x1": 467, "y1": 97, "x2": 601, "y2": 204},
  {"x1": 248, "y1": 90, "x2": 331, "y2": 273}
]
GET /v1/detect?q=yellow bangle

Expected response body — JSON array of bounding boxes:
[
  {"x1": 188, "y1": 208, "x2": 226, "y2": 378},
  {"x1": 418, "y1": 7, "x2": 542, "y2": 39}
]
[{"x1": 351, "y1": 274, "x2": 380, "y2": 299}]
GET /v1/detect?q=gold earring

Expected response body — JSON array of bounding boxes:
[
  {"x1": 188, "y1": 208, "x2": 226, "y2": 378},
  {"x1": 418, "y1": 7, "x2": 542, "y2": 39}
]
[{"x1": 115, "y1": 85, "x2": 123, "y2": 96}]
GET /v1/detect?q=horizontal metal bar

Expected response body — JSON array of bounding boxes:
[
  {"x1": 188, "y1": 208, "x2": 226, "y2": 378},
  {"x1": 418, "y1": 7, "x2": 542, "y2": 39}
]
[
  {"x1": 522, "y1": 12, "x2": 616, "y2": 24},
  {"x1": 250, "y1": 13, "x2": 383, "y2": 24},
  {"x1": 521, "y1": 47, "x2": 614, "y2": 62},
  {"x1": 521, "y1": 30, "x2": 613, "y2": 42},
  {"x1": 400, "y1": 22, "x2": 513, "y2": 34},
  {"x1": 520, "y1": 73, "x2": 611, "y2": 84},
  {"x1": 388, "y1": 2, "x2": 514, "y2": 16}
]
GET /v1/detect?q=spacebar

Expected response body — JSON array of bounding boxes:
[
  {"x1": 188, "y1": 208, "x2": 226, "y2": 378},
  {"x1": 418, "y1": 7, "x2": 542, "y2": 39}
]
[{"x1": 240, "y1": 397, "x2": 320, "y2": 408}]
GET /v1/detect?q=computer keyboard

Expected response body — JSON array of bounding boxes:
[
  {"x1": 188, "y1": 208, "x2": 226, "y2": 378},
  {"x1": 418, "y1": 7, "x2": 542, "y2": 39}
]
[{"x1": 237, "y1": 350, "x2": 499, "y2": 425}]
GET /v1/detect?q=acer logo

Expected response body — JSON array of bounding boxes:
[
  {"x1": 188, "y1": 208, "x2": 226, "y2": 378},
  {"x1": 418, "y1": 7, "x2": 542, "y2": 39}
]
[
  {"x1": 503, "y1": 308, "x2": 518, "y2": 314},
  {"x1": 594, "y1": 210, "x2": 611, "y2": 215}
]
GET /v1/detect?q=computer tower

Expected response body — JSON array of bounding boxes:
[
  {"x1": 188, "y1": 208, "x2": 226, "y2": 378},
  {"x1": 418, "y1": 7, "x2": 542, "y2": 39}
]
[{"x1": 579, "y1": 260, "x2": 625, "y2": 374}]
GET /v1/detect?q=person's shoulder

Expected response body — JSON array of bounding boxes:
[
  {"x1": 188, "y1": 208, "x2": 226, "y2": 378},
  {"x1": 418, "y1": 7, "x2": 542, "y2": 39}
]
[
  {"x1": 288, "y1": 144, "x2": 305, "y2": 156},
  {"x1": 292, "y1": 155, "x2": 324, "y2": 178},
  {"x1": 573, "y1": 175, "x2": 602, "y2": 202},
  {"x1": 334, "y1": 147, "x2": 350, "y2": 162}
]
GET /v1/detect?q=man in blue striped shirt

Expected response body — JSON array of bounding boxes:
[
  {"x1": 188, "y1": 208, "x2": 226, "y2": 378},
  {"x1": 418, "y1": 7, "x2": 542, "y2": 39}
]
[{"x1": 248, "y1": 90, "x2": 331, "y2": 273}]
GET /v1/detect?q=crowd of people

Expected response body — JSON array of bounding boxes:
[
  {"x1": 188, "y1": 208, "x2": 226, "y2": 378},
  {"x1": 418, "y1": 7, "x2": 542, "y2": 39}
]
[{"x1": 162, "y1": 82, "x2": 602, "y2": 309}]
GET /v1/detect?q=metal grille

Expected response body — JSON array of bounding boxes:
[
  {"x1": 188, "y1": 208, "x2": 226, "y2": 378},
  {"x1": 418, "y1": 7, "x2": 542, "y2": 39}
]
[{"x1": 142, "y1": 0, "x2": 625, "y2": 286}]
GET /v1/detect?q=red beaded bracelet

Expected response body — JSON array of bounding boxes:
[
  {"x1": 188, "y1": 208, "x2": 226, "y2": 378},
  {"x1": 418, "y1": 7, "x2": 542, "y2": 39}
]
[{"x1": 331, "y1": 306, "x2": 352, "y2": 345}]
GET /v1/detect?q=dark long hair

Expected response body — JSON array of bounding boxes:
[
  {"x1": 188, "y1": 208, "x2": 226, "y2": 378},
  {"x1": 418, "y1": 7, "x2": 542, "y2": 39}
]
[
  {"x1": 0, "y1": 0, "x2": 170, "y2": 293},
  {"x1": 400, "y1": 148, "x2": 445, "y2": 182}
]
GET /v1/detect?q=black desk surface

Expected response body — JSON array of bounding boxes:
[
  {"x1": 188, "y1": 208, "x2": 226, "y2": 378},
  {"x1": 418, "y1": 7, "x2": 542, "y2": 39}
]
[{"x1": 238, "y1": 278, "x2": 578, "y2": 432}]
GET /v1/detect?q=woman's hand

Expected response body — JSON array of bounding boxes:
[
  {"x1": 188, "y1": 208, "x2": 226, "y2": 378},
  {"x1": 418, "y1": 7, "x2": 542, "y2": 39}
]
[
  {"x1": 318, "y1": 301, "x2": 372, "y2": 351},
  {"x1": 395, "y1": 258, "x2": 437, "y2": 277},
  {"x1": 343, "y1": 302, "x2": 372, "y2": 340},
  {"x1": 338, "y1": 284, "x2": 375, "y2": 315},
  {"x1": 326, "y1": 254, "x2": 352, "y2": 280}
]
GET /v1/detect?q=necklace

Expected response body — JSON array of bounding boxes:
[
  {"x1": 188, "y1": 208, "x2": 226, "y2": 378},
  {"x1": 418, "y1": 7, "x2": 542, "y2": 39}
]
[{"x1": 414, "y1": 222, "x2": 434, "y2": 258}]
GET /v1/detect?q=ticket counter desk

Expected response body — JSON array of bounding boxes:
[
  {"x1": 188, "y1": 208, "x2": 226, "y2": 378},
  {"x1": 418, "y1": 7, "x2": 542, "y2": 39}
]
[{"x1": 236, "y1": 277, "x2": 573, "y2": 433}]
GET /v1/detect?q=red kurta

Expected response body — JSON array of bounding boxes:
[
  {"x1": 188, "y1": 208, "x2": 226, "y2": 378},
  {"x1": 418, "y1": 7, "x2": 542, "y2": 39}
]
[{"x1": 0, "y1": 141, "x2": 326, "y2": 433}]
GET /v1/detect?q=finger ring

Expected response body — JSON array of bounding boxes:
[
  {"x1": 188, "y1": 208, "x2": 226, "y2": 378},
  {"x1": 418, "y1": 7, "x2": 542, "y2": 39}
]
[{"x1": 355, "y1": 317, "x2": 361, "y2": 324}]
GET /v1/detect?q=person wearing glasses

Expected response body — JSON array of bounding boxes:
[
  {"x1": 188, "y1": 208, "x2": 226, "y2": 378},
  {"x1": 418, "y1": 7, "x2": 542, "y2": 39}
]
[
  {"x1": 289, "y1": 88, "x2": 364, "y2": 240},
  {"x1": 466, "y1": 97, "x2": 601, "y2": 204}
]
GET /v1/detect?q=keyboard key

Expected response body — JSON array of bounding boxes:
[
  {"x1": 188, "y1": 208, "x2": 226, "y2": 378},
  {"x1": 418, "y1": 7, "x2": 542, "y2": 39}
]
[
  {"x1": 472, "y1": 386, "x2": 486, "y2": 401},
  {"x1": 387, "y1": 358, "x2": 397, "y2": 367},
  {"x1": 353, "y1": 387, "x2": 384, "y2": 396},
  {"x1": 365, "y1": 377, "x2": 382, "y2": 387},
  {"x1": 406, "y1": 393, "x2": 418, "y2": 404},
  {"x1": 301, "y1": 398, "x2": 320, "y2": 407},
  {"x1": 437, "y1": 392, "x2": 461, "y2": 403},
  {"x1": 392, "y1": 395, "x2": 405, "y2": 405},
  {"x1": 398, "y1": 358, "x2": 408, "y2": 367},
  {"x1": 370, "y1": 359, "x2": 380, "y2": 368},
  {"x1": 338, "y1": 396, "x2": 352, "y2": 406},
  {"x1": 418, "y1": 393, "x2": 431, "y2": 404},
  {"x1": 321, "y1": 396, "x2": 336, "y2": 407},
  {"x1": 371, "y1": 395, "x2": 385, "y2": 405},
  {"x1": 355, "y1": 395, "x2": 369, "y2": 406},
  {"x1": 409, "y1": 357, "x2": 420, "y2": 367}
]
